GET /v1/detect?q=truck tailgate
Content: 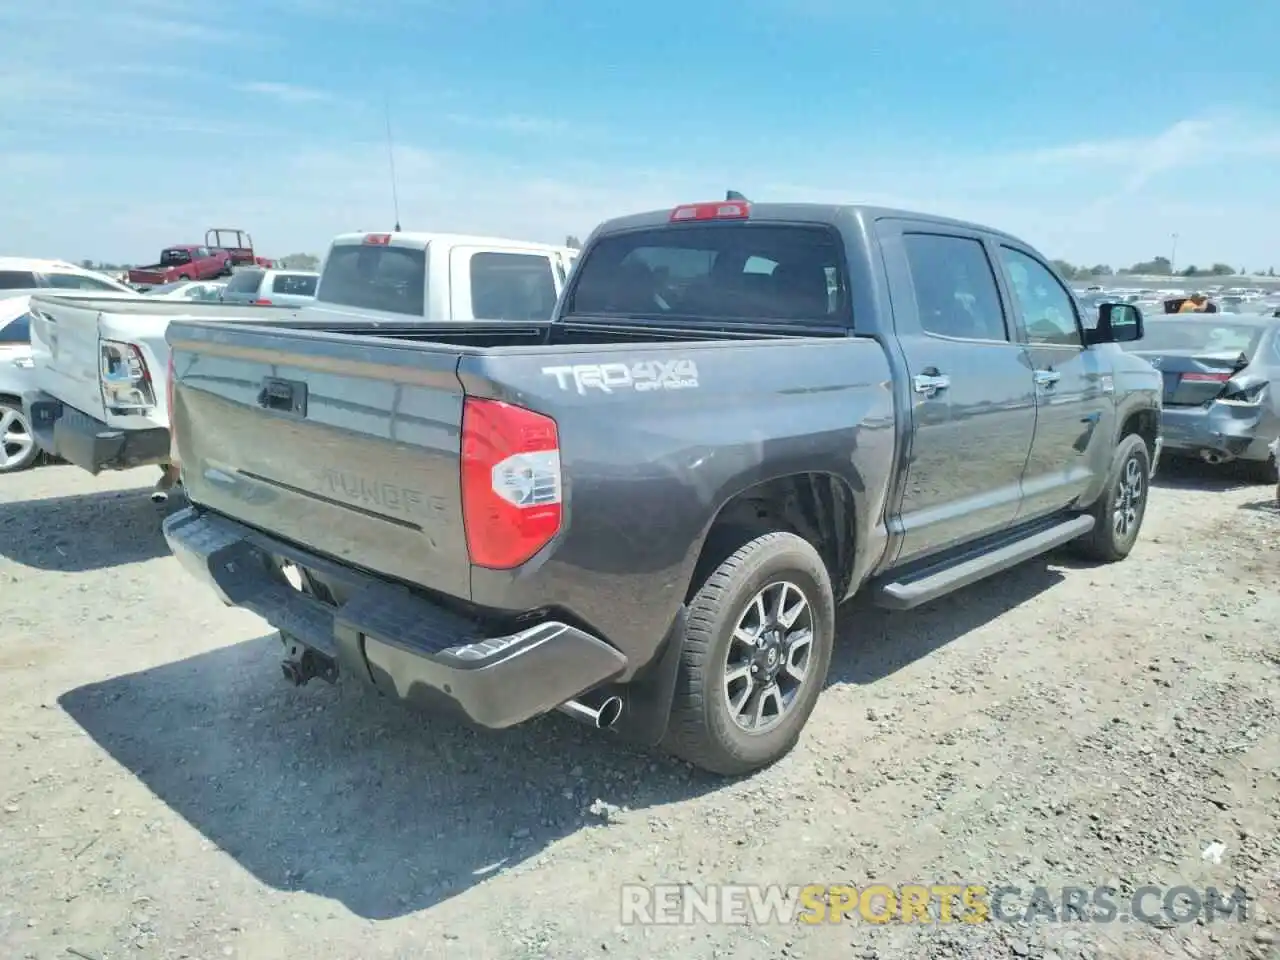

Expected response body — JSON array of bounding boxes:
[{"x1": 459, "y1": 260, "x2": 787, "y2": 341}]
[
  {"x1": 27, "y1": 295, "x2": 118, "y2": 421},
  {"x1": 168, "y1": 322, "x2": 472, "y2": 600},
  {"x1": 27, "y1": 294, "x2": 303, "y2": 429}
]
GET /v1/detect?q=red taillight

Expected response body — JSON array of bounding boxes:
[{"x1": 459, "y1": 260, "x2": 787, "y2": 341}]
[
  {"x1": 460, "y1": 397, "x2": 562, "y2": 569},
  {"x1": 363, "y1": 233, "x2": 392, "y2": 245},
  {"x1": 1182, "y1": 372, "x2": 1231, "y2": 382},
  {"x1": 253, "y1": 298, "x2": 273, "y2": 305},
  {"x1": 670, "y1": 201, "x2": 750, "y2": 222}
]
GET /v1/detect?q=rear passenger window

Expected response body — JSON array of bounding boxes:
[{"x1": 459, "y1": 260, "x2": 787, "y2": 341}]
[
  {"x1": 470, "y1": 252, "x2": 557, "y2": 321},
  {"x1": 44, "y1": 273, "x2": 122, "y2": 291},
  {"x1": 901, "y1": 234, "x2": 1008, "y2": 342},
  {"x1": 271, "y1": 273, "x2": 318, "y2": 296},
  {"x1": 0, "y1": 271, "x2": 38, "y2": 290}
]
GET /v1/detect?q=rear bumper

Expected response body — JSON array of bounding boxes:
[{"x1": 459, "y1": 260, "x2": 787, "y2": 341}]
[
  {"x1": 23, "y1": 391, "x2": 170, "y2": 474},
  {"x1": 1159, "y1": 402, "x2": 1273, "y2": 462},
  {"x1": 161, "y1": 506, "x2": 629, "y2": 729}
]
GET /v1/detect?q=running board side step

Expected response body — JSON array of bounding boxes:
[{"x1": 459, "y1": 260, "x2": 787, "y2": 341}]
[{"x1": 872, "y1": 514, "x2": 1095, "y2": 611}]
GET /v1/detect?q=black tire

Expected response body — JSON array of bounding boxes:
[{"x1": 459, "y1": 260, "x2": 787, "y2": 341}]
[
  {"x1": 662, "y1": 531, "x2": 835, "y2": 776},
  {"x1": 1073, "y1": 434, "x2": 1152, "y2": 562},
  {"x1": 0, "y1": 399, "x2": 40, "y2": 474}
]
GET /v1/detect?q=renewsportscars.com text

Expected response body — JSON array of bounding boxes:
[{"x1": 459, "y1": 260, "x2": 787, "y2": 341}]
[{"x1": 620, "y1": 883, "x2": 1249, "y2": 927}]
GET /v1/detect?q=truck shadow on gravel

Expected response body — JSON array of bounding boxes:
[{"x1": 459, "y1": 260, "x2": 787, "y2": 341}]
[
  {"x1": 0, "y1": 486, "x2": 184, "y2": 572},
  {"x1": 59, "y1": 633, "x2": 717, "y2": 920},
  {"x1": 57, "y1": 556, "x2": 1073, "y2": 920}
]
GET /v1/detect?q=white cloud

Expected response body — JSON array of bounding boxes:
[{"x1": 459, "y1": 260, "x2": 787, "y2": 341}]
[
  {"x1": 0, "y1": 1, "x2": 242, "y2": 45},
  {"x1": 1009, "y1": 112, "x2": 1280, "y2": 180},
  {"x1": 237, "y1": 81, "x2": 334, "y2": 104},
  {"x1": 444, "y1": 113, "x2": 572, "y2": 135},
  {"x1": 5, "y1": 85, "x2": 1280, "y2": 271}
]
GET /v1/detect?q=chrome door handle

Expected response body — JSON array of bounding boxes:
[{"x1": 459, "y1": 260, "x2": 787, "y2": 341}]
[
  {"x1": 1034, "y1": 369, "x2": 1061, "y2": 387},
  {"x1": 912, "y1": 373, "x2": 951, "y2": 396}
]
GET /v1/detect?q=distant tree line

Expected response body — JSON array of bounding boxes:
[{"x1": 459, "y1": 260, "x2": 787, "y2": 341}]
[{"x1": 1052, "y1": 257, "x2": 1277, "y2": 280}]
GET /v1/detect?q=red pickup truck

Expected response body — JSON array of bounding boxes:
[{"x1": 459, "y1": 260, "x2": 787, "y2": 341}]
[{"x1": 128, "y1": 245, "x2": 231, "y2": 286}]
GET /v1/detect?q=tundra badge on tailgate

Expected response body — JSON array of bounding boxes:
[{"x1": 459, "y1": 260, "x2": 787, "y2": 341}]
[{"x1": 541, "y1": 359, "x2": 699, "y2": 395}]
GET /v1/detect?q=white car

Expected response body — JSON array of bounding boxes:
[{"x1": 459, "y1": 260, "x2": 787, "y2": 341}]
[
  {"x1": 0, "y1": 298, "x2": 38, "y2": 473},
  {"x1": 0, "y1": 257, "x2": 135, "y2": 300},
  {"x1": 141, "y1": 280, "x2": 227, "y2": 301},
  {"x1": 218, "y1": 268, "x2": 320, "y2": 307}
]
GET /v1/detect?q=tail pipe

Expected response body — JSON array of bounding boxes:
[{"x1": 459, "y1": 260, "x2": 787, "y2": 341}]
[
  {"x1": 557, "y1": 693, "x2": 624, "y2": 730},
  {"x1": 1201, "y1": 450, "x2": 1232, "y2": 465}
]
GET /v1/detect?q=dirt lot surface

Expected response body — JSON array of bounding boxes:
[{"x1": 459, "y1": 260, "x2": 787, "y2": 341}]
[{"x1": 1, "y1": 462, "x2": 1278, "y2": 960}]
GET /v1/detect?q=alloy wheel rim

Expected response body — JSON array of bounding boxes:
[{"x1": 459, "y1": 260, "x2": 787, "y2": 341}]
[
  {"x1": 0, "y1": 408, "x2": 34, "y2": 469},
  {"x1": 1113, "y1": 455, "x2": 1144, "y2": 538},
  {"x1": 723, "y1": 580, "x2": 814, "y2": 734}
]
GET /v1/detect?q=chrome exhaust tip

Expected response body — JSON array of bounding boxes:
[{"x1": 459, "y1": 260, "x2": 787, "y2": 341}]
[
  {"x1": 150, "y1": 490, "x2": 170, "y2": 503},
  {"x1": 557, "y1": 695, "x2": 624, "y2": 730},
  {"x1": 1201, "y1": 450, "x2": 1230, "y2": 465}
]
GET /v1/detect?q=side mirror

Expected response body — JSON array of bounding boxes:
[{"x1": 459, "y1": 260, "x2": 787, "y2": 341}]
[{"x1": 1086, "y1": 302, "x2": 1144, "y2": 345}]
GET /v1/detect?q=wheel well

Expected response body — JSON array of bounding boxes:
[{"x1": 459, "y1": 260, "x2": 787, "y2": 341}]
[
  {"x1": 0, "y1": 392, "x2": 21, "y2": 407},
  {"x1": 1121, "y1": 408, "x2": 1159, "y2": 460},
  {"x1": 687, "y1": 472, "x2": 857, "y2": 601}
]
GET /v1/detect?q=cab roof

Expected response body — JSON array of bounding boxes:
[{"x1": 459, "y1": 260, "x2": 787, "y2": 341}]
[
  {"x1": 588, "y1": 201, "x2": 1027, "y2": 246},
  {"x1": 329, "y1": 232, "x2": 568, "y2": 252}
]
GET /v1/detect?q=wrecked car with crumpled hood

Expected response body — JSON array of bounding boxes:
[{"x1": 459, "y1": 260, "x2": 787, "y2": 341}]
[{"x1": 1124, "y1": 313, "x2": 1280, "y2": 483}]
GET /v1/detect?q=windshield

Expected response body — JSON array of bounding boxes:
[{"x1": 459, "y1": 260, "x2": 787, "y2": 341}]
[
  {"x1": 224, "y1": 269, "x2": 265, "y2": 294},
  {"x1": 315, "y1": 244, "x2": 426, "y2": 316},
  {"x1": 564, "y1": 224, "x2": 848, "y2": 324},
  {"x1": 144, "y1": 281, "x2": 188, "y2": 295},
  {"x1": 1126, "y1": 320, "x2": 1265, "y2": 356},
  {"x1": 44, "y1": 272, "x2": 129, "y2": 291}
]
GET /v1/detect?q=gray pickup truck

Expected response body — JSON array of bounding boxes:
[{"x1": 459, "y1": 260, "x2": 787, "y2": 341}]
[{"x1": 162, "y1": 201, "x2": 1162, "y2": 775}]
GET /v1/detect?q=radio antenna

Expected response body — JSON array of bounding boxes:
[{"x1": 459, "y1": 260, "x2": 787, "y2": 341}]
[{"x1": 384, "y1": 94, "x2": 402, "y2": 232}]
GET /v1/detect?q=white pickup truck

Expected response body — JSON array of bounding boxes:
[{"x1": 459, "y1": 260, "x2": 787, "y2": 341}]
[{"x1": 22, "y1": 231, "x2": 576, "y2": 497}]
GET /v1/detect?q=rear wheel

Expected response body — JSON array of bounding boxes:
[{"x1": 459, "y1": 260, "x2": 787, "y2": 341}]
[
  {"x1": 662, "y1": 532, "x2": 835, "y2": 776},
  {"x1": 0, "y1": 400, "x2": 39, "y2": 473},
  {"x1": 1073, "y1": 434, "x2": 1151, "y2": 562}
]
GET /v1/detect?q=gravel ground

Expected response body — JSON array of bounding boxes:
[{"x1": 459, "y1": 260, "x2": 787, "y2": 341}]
[{"x1": 1, "y1": 461, "x2": 1278, "y2": 960}]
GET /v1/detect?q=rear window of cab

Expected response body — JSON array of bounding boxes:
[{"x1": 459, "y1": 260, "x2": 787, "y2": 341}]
[{"x1": 565, "y1": 224, "x2": 848, "y2": 324}]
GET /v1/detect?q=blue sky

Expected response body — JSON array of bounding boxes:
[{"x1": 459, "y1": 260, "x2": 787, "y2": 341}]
[{"x1": 4, "y1": 0, "x2": 1279, "y2": 270}]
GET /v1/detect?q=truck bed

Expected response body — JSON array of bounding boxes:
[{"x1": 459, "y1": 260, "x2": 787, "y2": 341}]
[{"x1": 166, "y1": 315, "x2": 891, "y2": 649}]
